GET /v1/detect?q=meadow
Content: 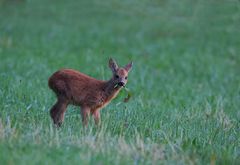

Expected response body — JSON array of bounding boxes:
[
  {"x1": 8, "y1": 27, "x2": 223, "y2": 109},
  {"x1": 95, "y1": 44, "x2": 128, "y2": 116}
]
[{"x1": 0, "y1": 0, "x2": 239, "y2": 164}]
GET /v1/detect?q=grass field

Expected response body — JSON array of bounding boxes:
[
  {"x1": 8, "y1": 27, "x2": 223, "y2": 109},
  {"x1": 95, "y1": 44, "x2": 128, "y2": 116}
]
[{"x1": 0, "y1": 0, "x2": 240, "y2": 164}]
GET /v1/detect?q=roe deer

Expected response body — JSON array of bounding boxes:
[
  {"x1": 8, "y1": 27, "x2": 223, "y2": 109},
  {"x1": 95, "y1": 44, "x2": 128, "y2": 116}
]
[{"x1": 48, "y1": 58, "x2": 133, "y2": 127}]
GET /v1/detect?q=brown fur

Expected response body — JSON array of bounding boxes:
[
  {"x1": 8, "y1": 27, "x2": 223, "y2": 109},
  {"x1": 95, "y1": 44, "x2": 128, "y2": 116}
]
[{"x1": 48, "y1": 58, "x2": 132, "y2": 127}]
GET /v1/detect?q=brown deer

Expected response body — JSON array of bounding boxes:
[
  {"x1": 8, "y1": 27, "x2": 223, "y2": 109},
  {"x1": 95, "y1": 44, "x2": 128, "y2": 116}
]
[{"x1": 48, "y1": 58, "x2": 133, "y2": 127}]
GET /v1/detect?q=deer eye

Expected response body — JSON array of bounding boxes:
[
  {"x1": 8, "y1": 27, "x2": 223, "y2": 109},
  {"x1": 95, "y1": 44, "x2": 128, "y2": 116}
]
[
  {"x1": 125, "y1": 76, "x2": 128, "y2": 80},
  {"x1": 115, "y1": 75, "x2": 119, "y2": 79}
]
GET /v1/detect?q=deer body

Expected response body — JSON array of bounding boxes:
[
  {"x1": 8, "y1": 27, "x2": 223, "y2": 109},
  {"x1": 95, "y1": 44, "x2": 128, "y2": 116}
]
[{"x1": 49, "y1": 59, "x2": 132, "y2": 126}]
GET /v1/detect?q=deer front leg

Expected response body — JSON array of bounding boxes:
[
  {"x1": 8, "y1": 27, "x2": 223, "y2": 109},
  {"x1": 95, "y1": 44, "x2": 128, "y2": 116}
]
[
  {"x1": 81, "y1": 107, "x2": 90, "y2": 126},
  {"x1": 92, "y1": 109, "x2": 101, "y2": 125}
]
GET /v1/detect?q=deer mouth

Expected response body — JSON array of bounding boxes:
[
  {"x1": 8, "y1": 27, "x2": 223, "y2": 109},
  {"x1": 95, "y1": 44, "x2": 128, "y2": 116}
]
[
  {"x1": 118, "y1": 82, "x2": 125, "y2": 87},
  {"x1": 114, "y1": 83, "x2": 125, "y2": 89}
]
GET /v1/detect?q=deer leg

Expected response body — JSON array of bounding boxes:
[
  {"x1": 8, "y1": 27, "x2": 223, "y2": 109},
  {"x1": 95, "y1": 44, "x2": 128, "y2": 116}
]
[
  {"x1": 80, "y1": 107, "x2": 90, "y2": 127},
  {"x1": 92, "y1": 109, "x2": 101, "y2": 125},
  {"x1": 50, "y1": 97, "x2": 69, "y2": 127}
]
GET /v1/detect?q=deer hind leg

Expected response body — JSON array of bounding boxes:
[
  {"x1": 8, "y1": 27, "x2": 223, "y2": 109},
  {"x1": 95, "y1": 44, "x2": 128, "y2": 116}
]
[
  {"x1": 50, "y1": 97, "x2": 69, "y2": 127},
  {"x1": 92, "y1": 109, "x2": 101, "y2": 125},
  {"x1": 80, "y1": 106, "x2": 90, "y2": 127}
]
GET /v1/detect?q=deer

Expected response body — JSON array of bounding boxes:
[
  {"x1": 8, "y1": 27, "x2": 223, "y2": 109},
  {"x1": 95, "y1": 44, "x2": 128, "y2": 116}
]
[{"x1": 48, "y1": 58, "x2": 133, "y2": 127}]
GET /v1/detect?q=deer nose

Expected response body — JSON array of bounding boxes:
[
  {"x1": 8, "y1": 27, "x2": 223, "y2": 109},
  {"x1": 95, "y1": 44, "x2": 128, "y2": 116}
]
[{"x1": 118, "y1": 82, "x2": 125, "y2": 87}]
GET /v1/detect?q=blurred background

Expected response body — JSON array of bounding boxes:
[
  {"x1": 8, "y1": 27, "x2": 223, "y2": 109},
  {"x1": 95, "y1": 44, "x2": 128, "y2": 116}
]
[
  {"x1": 1, "y1": 0, "x2": 239, "y2": 110},
  {"x1": 0, "y1": 0, "x2": 239, "y2": 164}
]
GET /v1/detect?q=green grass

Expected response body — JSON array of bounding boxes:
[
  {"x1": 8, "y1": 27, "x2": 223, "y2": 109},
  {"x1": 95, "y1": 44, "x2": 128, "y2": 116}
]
[{"x1": 0, "y1": 0, "x2": 240, "y2": 164}]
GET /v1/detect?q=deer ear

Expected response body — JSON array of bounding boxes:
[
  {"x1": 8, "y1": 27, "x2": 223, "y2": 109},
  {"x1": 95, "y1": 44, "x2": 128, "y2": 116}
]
[
  {"x1": 124, "y1": 61, "x2": 133, "y2": 72},
  {"x1": 109, "y1": 58, "x2": 118, "y2": 73}
]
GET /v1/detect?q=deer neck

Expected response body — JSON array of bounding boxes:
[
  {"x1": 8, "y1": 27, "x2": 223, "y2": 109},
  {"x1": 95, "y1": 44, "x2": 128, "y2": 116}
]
[{"x1": 103, "y1": 78, "x2": 121, "y2": 99}]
